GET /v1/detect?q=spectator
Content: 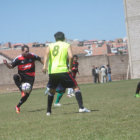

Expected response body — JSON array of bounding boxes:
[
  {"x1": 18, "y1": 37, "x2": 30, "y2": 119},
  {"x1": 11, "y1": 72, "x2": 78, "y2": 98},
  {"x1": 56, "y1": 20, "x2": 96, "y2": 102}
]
[
  {"x1": 92, "y1": 66, "x2": 100, "y2": 83},
  {"x1": 107, "y1": 64, "x2": 112, "y2": 82},
  {"x1": 92, "y1": 65, "x2": 96, "y2": 83},
  {"x1": 100, "y1": 66, "x2": 107, "y2": 83}
]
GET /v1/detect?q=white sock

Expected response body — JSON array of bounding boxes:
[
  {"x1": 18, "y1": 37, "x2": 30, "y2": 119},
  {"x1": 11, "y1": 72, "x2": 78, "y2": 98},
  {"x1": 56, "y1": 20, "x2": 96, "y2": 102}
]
[{"x1": 67, "y1": 88, "x2": 71, "y2": 95}]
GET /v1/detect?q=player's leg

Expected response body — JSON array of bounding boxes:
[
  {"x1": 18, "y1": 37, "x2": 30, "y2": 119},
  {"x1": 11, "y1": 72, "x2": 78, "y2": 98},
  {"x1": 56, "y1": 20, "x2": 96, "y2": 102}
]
[
  {"x1": 68, "y1": 74, "x2": 75, "y2": 96},
  {"x1": 46, "y1": 88, "x2": 56, "y2": 115},
  {"x1": 54, "y1": 92, "x2": 63, "y2": 106},
  {"x1": 74, "y1": 87, "x2": 90, "y2": 113},
  {"x1": 74, "y1": 87, "x2": 83, "y2": 108},
  {"x1": 16, "y1": 93, "x2": 30, "y2": 113},
  {"x1": 54, "y1": 92, "x2": 64, "y2": 105},
  {"x1": 54, "y1": 84, "x2": 65, "y2": 106},
  {"x1": 67, "y1": 88, "x2": 72, "y2": 97},
  {"x1": 62, "y1": 72, "x2": 90, "y2": 113},
  {"x1": 13, "y1": 74, "x2": 22, "y2": 91},
  {"x1": 16, "y1": 76, "x2": 34, "y2": 113},
  {"x1": 135, "y1": 82, "x2": 140, "y2": 97},
  {"x1": 70, "y1": 88, "x2": 75, "y2": 96},
  {"x1": 13, "y1": 74, "x2": 27, "y2": 97},
  {"x1": 46, "y1": 74, "x2": 59, "y2": 115}
]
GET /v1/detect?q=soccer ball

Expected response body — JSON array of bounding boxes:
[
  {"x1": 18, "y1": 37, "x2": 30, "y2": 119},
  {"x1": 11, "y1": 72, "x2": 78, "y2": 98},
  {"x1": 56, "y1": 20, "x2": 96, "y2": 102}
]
[{"x1": 21, "y1": 83, "x2": 31, "y2": 93}]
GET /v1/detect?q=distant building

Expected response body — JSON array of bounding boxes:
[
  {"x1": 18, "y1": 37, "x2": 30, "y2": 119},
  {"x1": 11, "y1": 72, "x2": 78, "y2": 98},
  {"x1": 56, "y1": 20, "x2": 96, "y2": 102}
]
[
  {"x1": 0, "y1": 42, "x2": 11, "y2": 50},
  {"x1": 83, "y1": 40, "x2": 96, "y2": 46},
  {"x1": 0, "y1": 38, "x2": 128, "y2": 60},
  {"x1": 12, "y1": 43, "x2": 24, "y2": 49},
  {"x1": 32, "y1": 43, "x2": 46, "y2": 47}
]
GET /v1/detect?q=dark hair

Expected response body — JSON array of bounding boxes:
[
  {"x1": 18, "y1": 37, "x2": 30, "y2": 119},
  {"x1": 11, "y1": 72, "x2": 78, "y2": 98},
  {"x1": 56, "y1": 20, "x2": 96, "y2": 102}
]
[
  {"x1": 54, "y1": 32, "x2": 65, "y2": 41},
  {"x1": 73, "y1": 55, "x2": 78, "y2": 58},
  {"x1": 21, "y1": 45, "x2": 29, "y2": 52}
]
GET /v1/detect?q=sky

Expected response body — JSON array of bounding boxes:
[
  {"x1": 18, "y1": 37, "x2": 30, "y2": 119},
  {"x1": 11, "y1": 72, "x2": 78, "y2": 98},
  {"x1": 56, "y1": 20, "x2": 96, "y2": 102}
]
[{"x1": 0, "y1": 0, "x2": 126, "y2": 43}]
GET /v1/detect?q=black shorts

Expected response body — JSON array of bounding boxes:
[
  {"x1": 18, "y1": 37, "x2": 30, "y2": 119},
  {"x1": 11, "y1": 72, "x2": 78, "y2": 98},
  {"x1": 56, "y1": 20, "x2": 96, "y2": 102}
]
[
  {"x1": 20, "y1": 74, "x2": 35, "y2": 87},
  {"x1": 47, "y1": 72, "x2": 78, "y2": 89}
]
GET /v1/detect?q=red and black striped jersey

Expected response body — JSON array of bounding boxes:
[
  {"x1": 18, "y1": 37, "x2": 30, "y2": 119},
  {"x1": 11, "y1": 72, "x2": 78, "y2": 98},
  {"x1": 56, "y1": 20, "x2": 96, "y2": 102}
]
[
  {"x1": 72, "y1": 61, "x2": 79, "y2": 72},
  {"x1": 11, "y1": 53, "x2": 41, "y2": 77},
  {"x1": 71, "y1": 61, "x2": 79, "y2": 78}
]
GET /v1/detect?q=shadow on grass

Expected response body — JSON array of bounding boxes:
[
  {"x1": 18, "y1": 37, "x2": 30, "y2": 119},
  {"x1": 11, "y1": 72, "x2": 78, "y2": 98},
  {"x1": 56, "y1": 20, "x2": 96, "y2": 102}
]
[
  {"x1": 28, "y1": 108, "x2": 46, "y2": 112},
  {"x1": 27, "y1": 103, "x2": 76, "y2": 113},
  {"x1": 62, "y1": 109, "x2": 99, "y2": 115},
  {"x1": 62, "y1": 102, "x2": 77, "y2": 106}
]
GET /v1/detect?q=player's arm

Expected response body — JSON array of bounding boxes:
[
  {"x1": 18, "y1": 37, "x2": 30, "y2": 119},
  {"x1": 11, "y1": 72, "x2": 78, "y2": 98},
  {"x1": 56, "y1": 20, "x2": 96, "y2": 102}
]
[
  {"x1": 32, "y1": 53, "x2": 44, "y2": 64},
  {"x1": 68, "y1": 45, "x2": 73, "y2": 72},
  {"x1": 36, "y1": 56, "x2": 44, "y2": 64},
  {"x1": 3, "y1": 59, "x2": 13, "y2": 69},
  {"x1": 42, "y1": 46, "x2": 50, "y2": 73},
  {"x1": 40, "y1": 58, "x2": 44, "y2": 64}
]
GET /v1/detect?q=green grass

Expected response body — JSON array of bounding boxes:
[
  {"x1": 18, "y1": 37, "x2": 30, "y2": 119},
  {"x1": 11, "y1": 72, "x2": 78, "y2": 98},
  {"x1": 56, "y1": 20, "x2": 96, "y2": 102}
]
[{"x1": 0, "y1": 79, "x2": 140, "y2": 140}]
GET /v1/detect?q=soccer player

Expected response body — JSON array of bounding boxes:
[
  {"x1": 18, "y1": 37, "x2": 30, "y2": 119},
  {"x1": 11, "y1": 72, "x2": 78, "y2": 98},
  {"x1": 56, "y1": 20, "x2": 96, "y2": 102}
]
[
  {"x1": 42, "y1": 31, "x2": 90, "y2": 116},
  {"x1": 67, "y1": 55, "x2": 79, "y2": 97},
  {"x1": 135, "y1": 82, "x2": 140, "y2": 98},
  {"x1": 3, "y1": 45, "x2": 43, "y2": 113},
  {"x1": 54, "y1": 55, "x2": 79, "y2": 106}
]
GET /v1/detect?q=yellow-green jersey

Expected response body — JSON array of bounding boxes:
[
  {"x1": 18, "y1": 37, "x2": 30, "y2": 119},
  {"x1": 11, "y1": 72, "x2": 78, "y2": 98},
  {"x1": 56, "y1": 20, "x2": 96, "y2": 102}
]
[{"x1": 48, "y1": 41, "x2": 70, "y2": 74}]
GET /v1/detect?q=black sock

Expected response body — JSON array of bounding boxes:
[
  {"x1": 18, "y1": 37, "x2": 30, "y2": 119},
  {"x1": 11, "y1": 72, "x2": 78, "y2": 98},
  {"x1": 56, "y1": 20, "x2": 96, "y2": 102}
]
[
  {"x1": 136, "y1": 82, "x2": 140, "y2": 94},
  {"x1": 75, "y1": 91, "x2": 84, "y2": 109},
  {"x1": 17, "y1": 94, "x2": 29, "y2": 107},
  {"x1": 13, "y1": 74, "x2": 22, "y2": 91},
  {"x1": 47, "y1": 94, "x2": 54, "y2": 113}
]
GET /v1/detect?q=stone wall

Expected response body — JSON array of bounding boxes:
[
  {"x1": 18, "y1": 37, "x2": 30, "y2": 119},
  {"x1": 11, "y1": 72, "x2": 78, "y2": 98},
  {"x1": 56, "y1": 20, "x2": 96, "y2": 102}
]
[{"x1": 0, "y1": 55, "x2": 129, "y2": 92}]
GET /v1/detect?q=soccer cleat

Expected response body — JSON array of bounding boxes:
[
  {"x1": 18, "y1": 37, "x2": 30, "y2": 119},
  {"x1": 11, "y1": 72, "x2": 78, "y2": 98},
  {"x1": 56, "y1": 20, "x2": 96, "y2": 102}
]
[
  {"x1": 21, "y1": 91, "x2": 26, "y2": 97},
  {"x1": 16, "y1": 106, "x2": 20, "y2": 114},
  {"x1": 135, "y1": 94, "x2": 140, "y2": 98},
  {"x1": 46, "y1": 112, "x2": 51, "y2": 116},
  {"x1": 79, "y1": 108, "x2": 91, "y2": 113},
  {"x1": 54, "y1": 103, "x2": 61, "y2": 107}
]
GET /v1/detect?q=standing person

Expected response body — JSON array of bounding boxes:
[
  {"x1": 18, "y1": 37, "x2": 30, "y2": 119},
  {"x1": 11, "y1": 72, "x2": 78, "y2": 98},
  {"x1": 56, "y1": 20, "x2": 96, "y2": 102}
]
[
  {"x1": 67, "y1": 55, "x2": 79, "y2": 97},
  {"x1": 106, "y1": 64, "x2": 112, "y2": 82},
  {"x1": 92, "y1": 65, "x2": 96, "y2": 83},
  {"x1": 135, "y1": 82, "x2": 140, "y2": 98},
  {"x1": 92, "y1": 66, "x2": 100, "y2": 83},
  {"x1": 95, "y1": 67, "x2": 100, "y2": 83},
  {"x1": 42, "y1": 31, "x2": 90, "y2": 116},
  {"x1": 3, "y1": 45, "x2": 43, "y2": 113},
  {"x1": 100, "y1": 66, "x2": 107, "y2": 83}
]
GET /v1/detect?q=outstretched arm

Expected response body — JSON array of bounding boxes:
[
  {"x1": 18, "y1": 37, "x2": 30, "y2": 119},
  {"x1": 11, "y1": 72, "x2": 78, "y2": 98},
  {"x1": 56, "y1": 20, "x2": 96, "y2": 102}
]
[
  {"x1": 3, "y1": 59, "x2": 13, "y2": 69},
  {"x1": 42, "y1": 46, "x2": 50, "y2": 74}
]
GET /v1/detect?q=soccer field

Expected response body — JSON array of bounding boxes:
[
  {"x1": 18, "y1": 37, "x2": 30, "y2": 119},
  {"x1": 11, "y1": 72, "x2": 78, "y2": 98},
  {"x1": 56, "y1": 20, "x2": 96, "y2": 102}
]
[{"x1": 0, "y1": 80, "x2": 140, "y2": 140}]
